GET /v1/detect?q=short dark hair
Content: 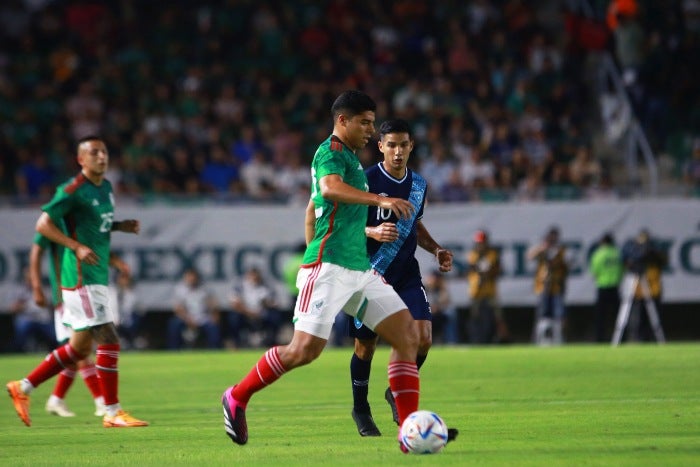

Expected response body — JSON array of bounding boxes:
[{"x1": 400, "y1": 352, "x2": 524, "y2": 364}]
[
  {"x1": 331, "y1": 90, "x2": 376, "y2": 119},
  {"x1": 378, "y1": 119, "x2": 412, "y2": 139},
  {"x1": 76, "y1": 135, "x2": 104, "y2": 152}
]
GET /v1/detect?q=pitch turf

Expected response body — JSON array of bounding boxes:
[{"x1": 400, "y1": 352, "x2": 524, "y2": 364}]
[{"x1": 1, "y1": 344, "x2": 699, "y2": 466}]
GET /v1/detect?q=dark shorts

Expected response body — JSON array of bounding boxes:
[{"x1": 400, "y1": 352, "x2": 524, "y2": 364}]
[{"x1": 348, "y1": 284, "x2": 431, "y2": 340}]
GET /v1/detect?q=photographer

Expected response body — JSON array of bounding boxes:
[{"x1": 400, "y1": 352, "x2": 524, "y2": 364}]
[
  {"x1": 620, "y1": 229, "x2": 667, "y2": 341},
  {"x1": 528, "y1": 226, "x2": 569, "y2": 345}
]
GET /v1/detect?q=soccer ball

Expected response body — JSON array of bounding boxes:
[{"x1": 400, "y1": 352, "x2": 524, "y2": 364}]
[{"x1": 399, "y1": 410, "x2": 448, "y2": 454}]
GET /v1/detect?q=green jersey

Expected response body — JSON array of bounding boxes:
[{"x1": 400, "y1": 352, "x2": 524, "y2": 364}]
[
  {"x1": 303, "y1": 135, "x2": 371, "y2": 271},
  {"x1": 33, "y1": 231, "x2": 65, "y2": 305},
  {"x1": 41, "y1": 173, "x2": 115, "y2": 288}
]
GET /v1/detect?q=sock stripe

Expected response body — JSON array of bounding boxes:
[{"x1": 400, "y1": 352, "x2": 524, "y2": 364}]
[
  {"x1": 95, "y1": 365, "x2": 118, "y2": 373},
  {"x1": 80, "y1": 366, "x2": 97, "y2": 378},
  {"x1": 266, "y1": 347, "x2": 285, "y2": 376},
  {"x1": 60, "y1": 368, "x2": 77, "y2": 378}
]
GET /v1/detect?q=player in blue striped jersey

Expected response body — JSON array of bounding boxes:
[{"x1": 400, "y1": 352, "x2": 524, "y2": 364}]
[{"x1": 348, "y1": 119, "x2": 456, "y2": 440}]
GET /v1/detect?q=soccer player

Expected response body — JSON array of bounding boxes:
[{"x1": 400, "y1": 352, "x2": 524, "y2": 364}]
[
  {"x1": 31, "y1": 228, "x2": 132, "y2": 417},
  {"x1": 6, "y1": 135, "x2": 148, "y2": 428},
  {"x1": 222, "y1": 90, "x2": 420, "y2": 452},
  {"x1": 346, "y1": 119, "x2": 457, "y2": 440}
]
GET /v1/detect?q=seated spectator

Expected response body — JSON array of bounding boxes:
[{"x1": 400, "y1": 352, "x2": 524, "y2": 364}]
[
  {"x1": 199, "y1": 144, "x2": 241, "y2": 196},
  {"x1": 420, "y1": 142, "x2": 455, "y2": 202},
  {"x1": 9, "y1": 268, "x2": 56, "y2": 352},
  {"x1": 240, "y1": 150, "x2": 277, "y2": 200},
  {"x1": 226, "y1": 267, "x2": 284, "y2": 348},
  {"x1": 14, "y1": 149, "x2": 54, "y2": 201},
  {"x1": 109, "y1": 271, "x2": 147, "y2": 350},
  {"x1": 569, "y1": 144, "x2": 602, "y2": 187},
  {"x1": 167, "y1": 268, "x2": 221, "y2": 349}
]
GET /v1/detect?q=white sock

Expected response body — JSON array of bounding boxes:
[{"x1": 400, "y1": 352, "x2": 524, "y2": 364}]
[
  {"x1": 105, "y1": 403, "x2": 121, "y2": 417},
  {"x1": 94, "y1": 396, "x2": 105, "y2": 407},
  {"x1": 47, "y1": 394, "x2": 62, "y2": 404},
  {"x1": 20, "y1": 378, "x2": 35, "y2": 395}
]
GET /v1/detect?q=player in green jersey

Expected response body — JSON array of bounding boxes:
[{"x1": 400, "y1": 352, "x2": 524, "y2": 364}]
[
  {"x1": 7, "y1": 136, "x2": 148, "y2": 428},
  {"x1": 222, "y1": 90, "x2": 423, "y2": 453},
  {"x1": 31, "y1": 228, "x2": 132, "y2": 418}
]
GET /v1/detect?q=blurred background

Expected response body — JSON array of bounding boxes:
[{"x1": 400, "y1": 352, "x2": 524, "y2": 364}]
[{"x1": 0, "y1": 0, "x2": 698, "y2": 351}]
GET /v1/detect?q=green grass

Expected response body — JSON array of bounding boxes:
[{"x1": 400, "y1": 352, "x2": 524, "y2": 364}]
[{"x1": 1, "y1": 344, "x2": 699, "y2": 466}]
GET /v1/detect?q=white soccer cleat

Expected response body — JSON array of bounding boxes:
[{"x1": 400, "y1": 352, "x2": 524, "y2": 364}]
[{"x1": 45, "y1": 398, "x2": 76, "y2": 417}]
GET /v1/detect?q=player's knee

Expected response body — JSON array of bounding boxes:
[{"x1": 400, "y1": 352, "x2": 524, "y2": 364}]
[{"x1": 354, "y1": 338, "x2": 377, "y2": 360}]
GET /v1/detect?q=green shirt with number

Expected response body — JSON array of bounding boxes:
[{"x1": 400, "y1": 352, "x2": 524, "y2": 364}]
[
  {"x1": 303, "y1": 135, "x2": 371, "y2": 271},
  {"x1": 41, "y1": 173, "x2": 115, "y2": 288}
]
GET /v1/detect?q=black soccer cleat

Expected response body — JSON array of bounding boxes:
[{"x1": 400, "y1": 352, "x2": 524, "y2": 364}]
[
  {"x1": 447, "y1": 427, "x2": 459, "y2": 443},
  {"x1": 351, "y1": 409, "x2": 382, "y2": 437},
  {"x1": 384, "y1": 387, "x2": 400, "y2": 426},
  {"x1": 222, "y1": 386, "x2": 248, "y2": 445}
]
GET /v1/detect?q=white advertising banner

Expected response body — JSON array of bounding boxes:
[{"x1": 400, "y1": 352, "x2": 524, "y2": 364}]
[{"x1": 1, "y1": 199, "x2": 699, "y2": 310}]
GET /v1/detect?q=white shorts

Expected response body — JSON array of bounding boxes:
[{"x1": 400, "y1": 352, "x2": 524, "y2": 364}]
[
  {"x1": 54, "y1": 304, "x2": 72, "y2": 343},
  {"x1": 293, "y1": 263, "x2": 406, "y2": 339},
  {"x1": 62, "y1": 285, "x2": 114, "y2": 331}
]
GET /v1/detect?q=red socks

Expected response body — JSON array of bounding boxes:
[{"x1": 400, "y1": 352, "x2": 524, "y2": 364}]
[
  {"x1": 52, "y1": 366, "x2": 77, "y2": 399},
  {"x1": 232, "y1": 347, "x2": 286, "y2": 405},
  {"x1": 79, "y1": 361, "x2": 102, "y2": 399},
  {"x1": 388, "y1": 361, "x2": 420, "y2": 425},
  {"x1": 96, "y1": 344, "x2": 120, "y2": 406},
  {"x1": 27, "y1": 343, "x2": 84, "y2": 388}
]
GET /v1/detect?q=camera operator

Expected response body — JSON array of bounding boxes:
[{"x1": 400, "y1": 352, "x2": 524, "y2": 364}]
[{"x1": 620, "y1": 229, "x2": 667, "y2": 341}]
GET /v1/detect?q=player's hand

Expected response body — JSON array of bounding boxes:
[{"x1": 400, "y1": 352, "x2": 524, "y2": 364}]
[
  {"x1": 366, "y1": 223, "x2": 399, "y2": 243},
  {"x1": 118, "y1": 219, "x2": 140, "y2": 234},
  {"x1": 33, "y1": 287, "x2": 47, "y2": 307},
  {"x1": 379, "y1": 197, "x2": 414, "y2": 220},
  {"x1": 75, "y1": 244, "x2": 99, "y2": 265},
  {"x1": 436, "y1": 248, "x2": 453, "y2": 273}
]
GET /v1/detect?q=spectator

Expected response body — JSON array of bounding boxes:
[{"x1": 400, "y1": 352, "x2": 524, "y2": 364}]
[
  {"x1": 8, "y1": 267, "x2": 56, "y2": 352},
  {"x1": 109, "y1": 271, "x2": 146, "y2": 350},
  {"x1": 167, "y1": 268, "x2": 221, "y2": 349},
  {"x1": 226, "y1": 267, "x2": 284, "y2": 348},
  {"x1": 199, "y1": 145, "x2": 241, "y2": 196}
]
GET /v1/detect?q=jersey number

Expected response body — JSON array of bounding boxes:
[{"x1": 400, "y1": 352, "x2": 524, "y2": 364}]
[{"x1": 100, "y1": 213, "x2": 114, "y2": 233}]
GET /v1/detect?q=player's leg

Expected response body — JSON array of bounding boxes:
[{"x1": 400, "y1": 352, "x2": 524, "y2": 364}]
[
  {"x1": 222, "y1": 263, "x2": 354, "y2": 446},
  {"x1": 349, "y1": 317, "x2": 381, "y2": 436},
  {"x1": 77, "y1": 358, "x2": 105, "y2": 416},
  {"x1": 223, "y1": 329, "x2": 327, "y2": 445},
  {"x1": 6, "y1": 329, "x2": 89, "y2": 426},
  {"x1": 89, "y1": 322, "x2": 146, "y2": 427},
  {"x1": 65, "y1": 284, "x2": 147, "y2": 427},
  {"x1": 46, "y1": 306, "x2": 78, "y2": 417}
]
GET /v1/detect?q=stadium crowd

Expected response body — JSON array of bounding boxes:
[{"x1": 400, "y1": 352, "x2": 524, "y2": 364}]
[{"x1": 0, "y1": 0, "x2": 698, "y2": 206}]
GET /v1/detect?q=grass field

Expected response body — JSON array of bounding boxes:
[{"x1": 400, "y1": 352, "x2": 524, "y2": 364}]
[{"x1": 1, "y1": 344, "x2": 699, "y2": 466}]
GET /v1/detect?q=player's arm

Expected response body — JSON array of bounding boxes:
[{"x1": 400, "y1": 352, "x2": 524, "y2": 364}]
[
  {"x1": 36, "y1": 212, "x2": 99, "y2": 265},
  {"x1": 112, "y1": 219, "x2": 140, "y2": 234},
  {"x1": 319, "y1": 174, "x2": 414, "y2": 219},
  {"x1": 416, "y1": 220, "x2": 453, "y2": 272},
  {"x1": 29, "y1": 243, "x2": 48, "y2": 307},
  {"x1": 109, "y1": 252, "x2": 131, "y2": 276},
  {"x1": 304, "y1": 199, "x2": 315, "y2": 245}
]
